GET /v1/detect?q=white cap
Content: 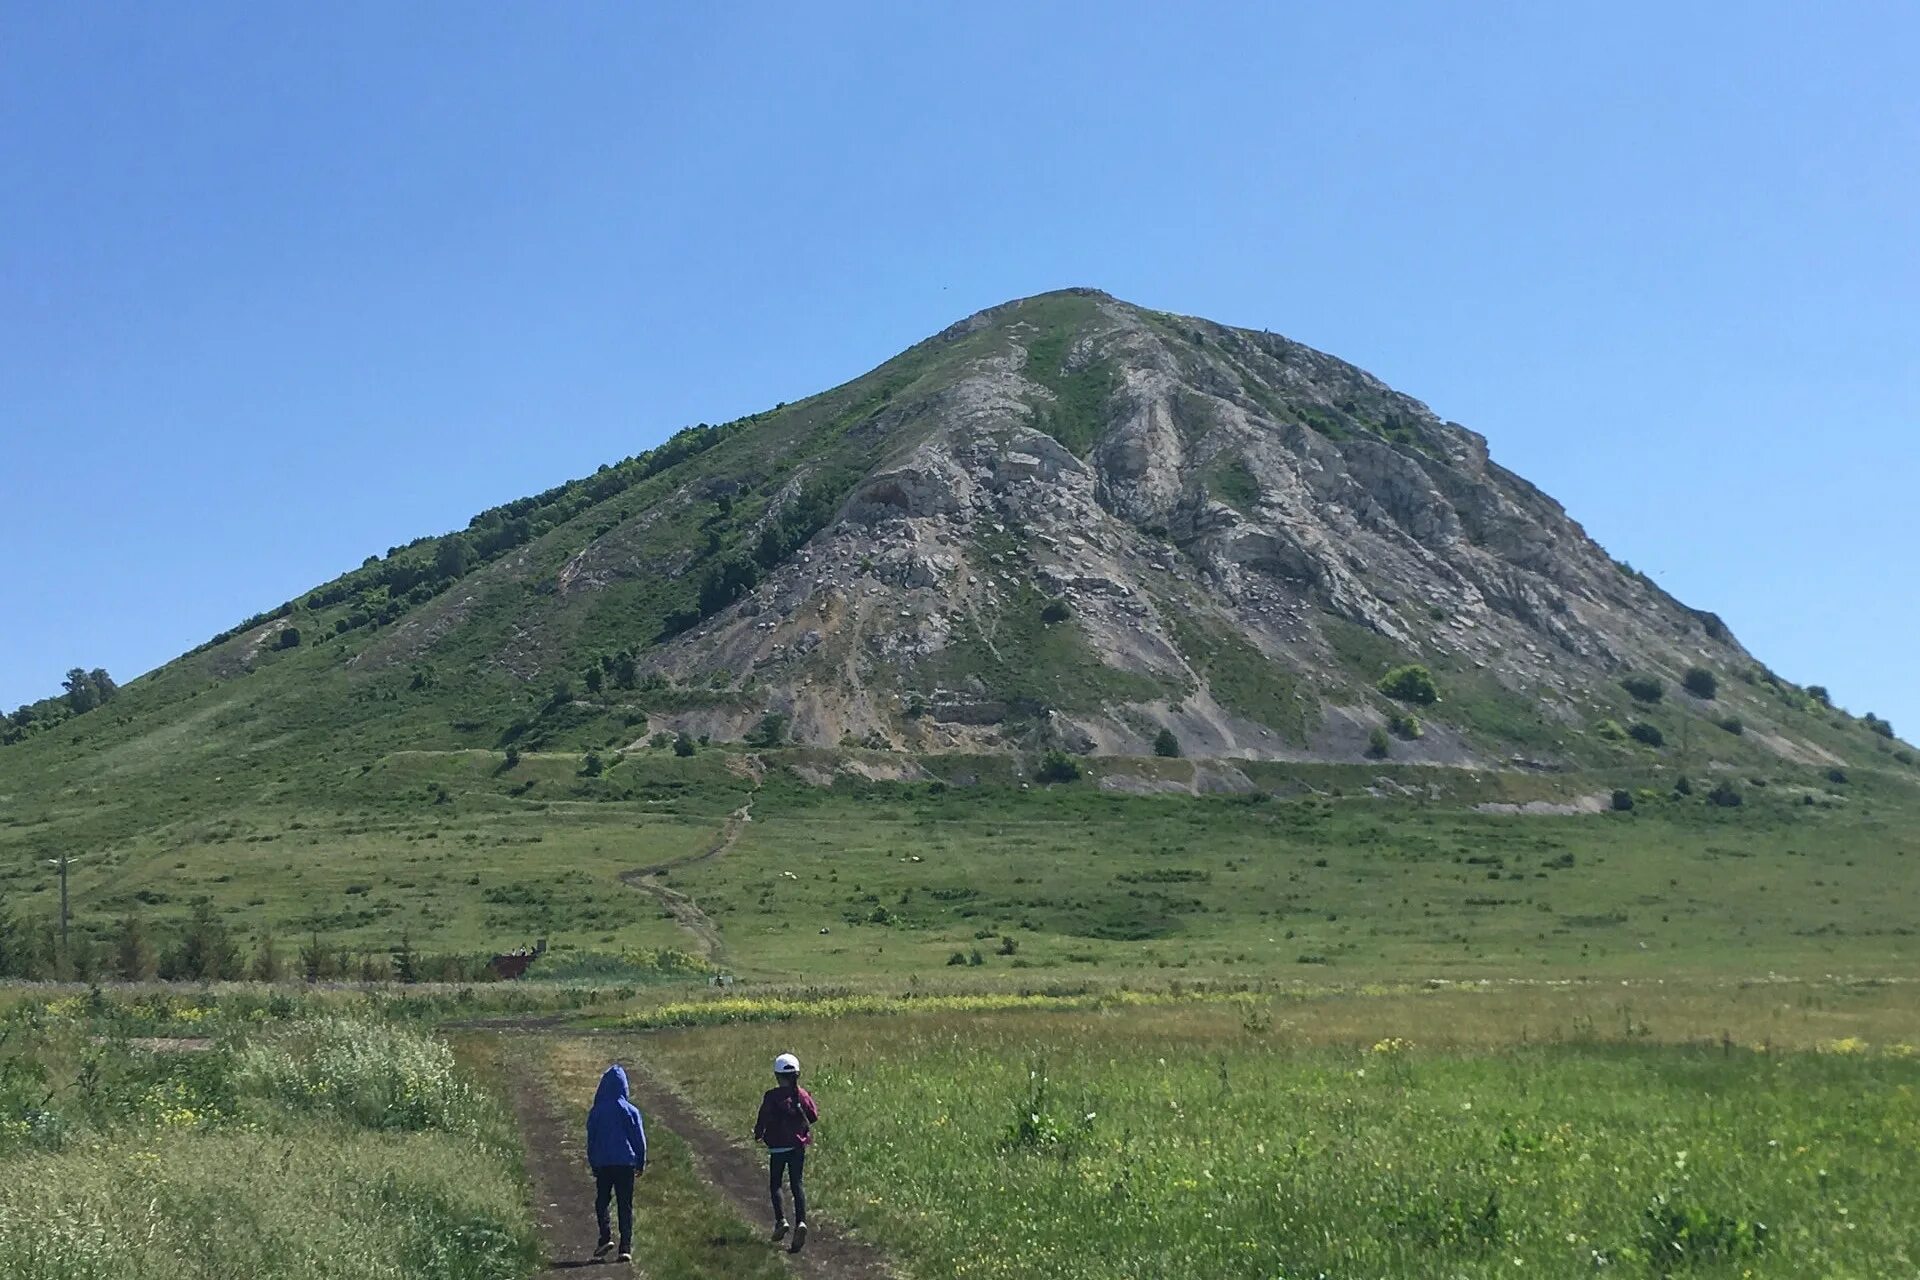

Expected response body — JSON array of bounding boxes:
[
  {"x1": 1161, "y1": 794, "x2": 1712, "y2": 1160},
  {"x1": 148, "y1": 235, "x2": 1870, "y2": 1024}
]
[{"x1": 773, "y1": 1052, "x2": 800, "y2": 1075}]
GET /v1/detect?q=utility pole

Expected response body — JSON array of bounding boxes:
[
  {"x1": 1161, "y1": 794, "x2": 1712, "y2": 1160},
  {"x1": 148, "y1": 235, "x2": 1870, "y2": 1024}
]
[{"x1": 44, "y1": 851, "x2": 76, "y2": 968}]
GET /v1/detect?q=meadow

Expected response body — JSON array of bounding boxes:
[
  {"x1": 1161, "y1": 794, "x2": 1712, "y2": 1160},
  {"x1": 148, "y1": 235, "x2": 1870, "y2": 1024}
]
[
  {"x1": 0, "y1": 991, "x2": 540, "y2": 1280},
  {"x1": 5, "y1": 745, "x2": 1915, "y2": 985},
  {"x1": 615, "y1": 984, "x2": 1920, "y2": 1279}
]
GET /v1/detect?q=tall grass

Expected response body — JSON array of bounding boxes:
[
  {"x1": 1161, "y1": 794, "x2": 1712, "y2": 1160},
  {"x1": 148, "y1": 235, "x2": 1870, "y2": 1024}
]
[
  {"x1": 636, "y1": 1003, "x2": 1920, "y2": 1279},
  {"x1": 0, "y1": 999, "x2": 538, "y2": 1279}
]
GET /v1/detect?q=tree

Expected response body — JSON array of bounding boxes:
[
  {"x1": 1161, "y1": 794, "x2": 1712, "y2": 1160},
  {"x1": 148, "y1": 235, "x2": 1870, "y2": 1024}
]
[
  {"x1": 300, "y1": 932, "x2": 328, "y2": 983},
  {"x1": 87, "y1": 669, "x2": 118, "y2": 703},
  {"x1": 252, "y1": 929, "x2": 286, "y2": 982},
  {"x1": 1807, "y1": 685, "x2": 1832, "y2": 707},
  {"x1": 1682, "y1": 667, "x2": 1718, "y2": 699},
  {"x1": 745, "y1": 713, "x2": 789, "y2": 747},
  {"x1": 1706, "y1": 781, "x2": 1743, "y2": 808},
  {"x1": 169, "y1": 901, "x2": 242, "y2": 980},
  {"x1": 580, "y1": 750, "x2": 605, "y2": 777},
  {"x1": 1153, "y1": 728, "x2": 1182, "y2": 758},
  {"x1": 63, "y1": 668, "x2": 98, "y2": 713},
  {"x1": 672, "y1": 731, "x2": 696, "y2": 758},
  {"x1": 434, "y1": 536, "x2": 472, "y2": 580},
  {"x1": 1628, "y1": 722, "x2": 1665, "y2": 747},
  {"x1": 1378, "y1": 665, "x2": 1439, "y2": 705},
  {"x1": 1035, "y1": 750, "x2": 1082, "y2": 784},
  {"x1": 1621, "y1": 674, "x2": 1665, "y2": 703},
  {"x1": 1864, "y1": 713, "x2": 1895, "y2": 739},
  {"x1": 114, "y1": 912, "x2": 157, "y2": 980},
  {"x1": 1364, "y1": 727, "x2": 1392, "y2": 759},
  {"x1": 392, "y1": 932, "x2": 418, "y2": 984},
  {"x1": 275, "y1": 626, "x2": 302, "y2": 649},
  {"x1": 1611, "y1": 789, "x2": 1634, "y2": 811},
  {"x1": 1040, "y1": 599, "x2": 1072, "y2": 624},
  {"x1": 583, "y1": 667, "x2": 604, "y2": 695},
  {"x1": 1388, "y1": 712, "x2": 1423, "y2": 740}
]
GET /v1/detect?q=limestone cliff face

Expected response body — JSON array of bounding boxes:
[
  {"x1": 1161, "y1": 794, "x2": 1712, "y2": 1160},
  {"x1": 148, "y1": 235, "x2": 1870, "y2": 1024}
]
[{"x1": 629, "y1": 290, "x2": 1782, "y2": 767}]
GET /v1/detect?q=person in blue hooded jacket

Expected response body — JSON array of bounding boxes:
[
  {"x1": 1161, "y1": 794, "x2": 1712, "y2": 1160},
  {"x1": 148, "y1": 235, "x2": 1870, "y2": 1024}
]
[{"x1": 585, "y1": 1064, "x2": 648, "y2": 1262}]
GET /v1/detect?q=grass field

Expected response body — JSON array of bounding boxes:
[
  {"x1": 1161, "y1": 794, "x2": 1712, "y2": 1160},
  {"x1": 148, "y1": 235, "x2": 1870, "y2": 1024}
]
[
  {"x1": 5, "y1": 746, "x2": 1916, "y2": 984},
  {"x1": 623, "y1": 986, "x2": 1920, "y2": 1279},
  {"x1": 0, "y1": 993, "x2": 540, "y2": 1280}
]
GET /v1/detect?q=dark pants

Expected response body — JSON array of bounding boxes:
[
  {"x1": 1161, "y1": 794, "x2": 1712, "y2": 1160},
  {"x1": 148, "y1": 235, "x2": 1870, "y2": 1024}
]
[
  {"x1": 769, "y1": 1147, "x2": 807, "y2": 1225},
  {"x1": 594, "y1": 1165, "x2": 636, "y2": 1250}
]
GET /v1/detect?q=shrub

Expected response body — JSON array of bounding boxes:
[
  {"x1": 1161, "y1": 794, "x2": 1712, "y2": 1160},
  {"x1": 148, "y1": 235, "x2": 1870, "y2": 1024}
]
[
  {"x1": 579, "y1": 751, "x2": 604, "y2": 777},
  {"x1": 1864, "y1": 713, "x2": 1895, "y2": 739},
  {"x1": 1627, "y1": 721, "x2": 1665, "y2": 747},
  {"x1": 1388, "y1": 712, "x2": 1423, "y2": 740},
  {"x1": 1807, "y1": 685, "x2": 1832, "y2": 706},
  {"x1": 1593, "y1": 719, "x2": 1627, "y2": 741},
  {"x1": 1040, "y1": 599, "x2": 1071, "y2": 624},
  {"x1": 946, "y1": 951, "x2": 968, "y2": 966},
  {"x1": 274, "y1": 627, "x2": 301, "y2": 650},
  {"x1": 1035, "y1": 750, "x2": 1082, "y2": 784},
  {"x1": 1610, "y1": 789, "x2": 1634, "y2": 812},
  {"x1": 1826, "y1": 767, "x2": 1849, "y2": 785},
  {"x1": 1717, "y1": 716, "x2": 1744, "y2": 735},
  {"x1": 1707, "y1": 781, "x2": 1743, "y2": 807},
  {"x1": 1682, "y1": 666, "x2": 1718, "y2": 699},
  {"x1": 1364, "y1": 727, "x2": 1392, "y2": 759},
  {"x1": 1152, "y1": 728, "x2": 1181, "y2": 758},
  {"x1": 672, "y1": 731, "x2": 695, "y2": 758},
  {"x1": 997, "y1": 935, "x2": 1018, "y2": 956},
  {"x1": 745, "y1": 712, "x2": 790, "y2": 747},
  {"x1": 234, "y1": 1018, "x2": 484, "y2": 1135},
  {"x1": 1674, "y1": 774, "x2": 1694, "y2": 796},
  {"x1": 1621, "y1": 674, "x2": 1665, "y2": 703},
  {"x1": 1377, "y1": 664, "x2": 1439, "y2": 705}
]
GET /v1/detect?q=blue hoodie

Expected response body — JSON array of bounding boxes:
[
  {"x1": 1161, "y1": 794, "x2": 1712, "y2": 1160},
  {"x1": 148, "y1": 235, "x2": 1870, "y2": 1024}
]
[{"x1": 586, "y1": 1065, "x2": 648, "y2": 1170}]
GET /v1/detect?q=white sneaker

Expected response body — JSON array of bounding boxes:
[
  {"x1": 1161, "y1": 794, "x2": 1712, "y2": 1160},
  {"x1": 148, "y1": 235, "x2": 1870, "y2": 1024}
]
[{"x1": 593, "y1": 1240, "x2": 614, "y2": 1258}]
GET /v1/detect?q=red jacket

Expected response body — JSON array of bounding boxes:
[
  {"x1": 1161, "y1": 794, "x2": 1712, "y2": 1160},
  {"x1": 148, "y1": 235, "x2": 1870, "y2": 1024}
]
[{"x1": 754, "y1": 1084, "x2": 818, "y2": 1148}]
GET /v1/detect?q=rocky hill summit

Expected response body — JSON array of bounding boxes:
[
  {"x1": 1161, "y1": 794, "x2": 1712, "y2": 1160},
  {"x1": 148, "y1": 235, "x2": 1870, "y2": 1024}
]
[{"x1": 13, "y1": 288, "x2": 1903, "y2": 781}]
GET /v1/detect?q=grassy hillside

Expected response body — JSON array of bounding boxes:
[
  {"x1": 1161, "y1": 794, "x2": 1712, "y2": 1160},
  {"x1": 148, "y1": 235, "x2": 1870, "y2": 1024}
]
[{"x1": 5, "y1": 736, "x2": 1915, "y2": 980}]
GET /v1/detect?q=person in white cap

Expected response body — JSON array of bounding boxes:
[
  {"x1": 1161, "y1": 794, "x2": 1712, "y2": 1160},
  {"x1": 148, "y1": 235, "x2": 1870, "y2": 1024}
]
[{"x1": 753, "y1": 1051, "x2": 819, "y2": 1252}]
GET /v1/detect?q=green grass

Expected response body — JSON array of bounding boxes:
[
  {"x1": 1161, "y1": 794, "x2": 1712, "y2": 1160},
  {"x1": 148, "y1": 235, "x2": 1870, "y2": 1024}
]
[
  {"x1": 912, "y1": 584, "x2": 1170, "y2": 715},
  {"x1": 1015, "y1": 293, "x2": 1120, "y2": 457},
  {"x1": 629, "y1": 999, "x2": 1920, "y2": 1280},
  {"x1": 6, "y1": 742, "x2": 1918, "y2": 984},
  {"x1": 1204, "y1": 454, "x2": 1262, "y2": 510},
  {"x1": 1164, "y1": 609, "x2": 1312, "y2": 743},
  {"x1": 0, "y1": 998, "x2": 539, "y2": 1280},
  {"x1": 649, "y1": 764, "x2": 1920, "y2": 979}
]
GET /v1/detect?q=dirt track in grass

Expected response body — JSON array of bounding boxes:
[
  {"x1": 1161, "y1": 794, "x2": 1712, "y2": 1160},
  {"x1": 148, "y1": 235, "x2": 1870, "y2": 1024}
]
[{"x1": 495, "y1": 1033, "x2": 896, "y2": 1280}]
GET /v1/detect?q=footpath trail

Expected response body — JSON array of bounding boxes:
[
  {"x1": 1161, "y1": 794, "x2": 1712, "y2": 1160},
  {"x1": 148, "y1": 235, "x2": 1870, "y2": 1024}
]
[
  {"x1": 500, "y1": 1050, "x2": 630, "y2": 1279},
  {"x1": 496, "y1": 1033, "x2": 896, "y2": 1280},
  {"x1": 618, "y1": 755, "x2": 764, "y2": 964}
]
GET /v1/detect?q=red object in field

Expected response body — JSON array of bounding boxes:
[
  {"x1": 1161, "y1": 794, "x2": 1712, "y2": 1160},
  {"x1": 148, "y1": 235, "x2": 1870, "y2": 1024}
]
[{"x1": 489, "y1": 953, "x2": 534, "y2": 980}]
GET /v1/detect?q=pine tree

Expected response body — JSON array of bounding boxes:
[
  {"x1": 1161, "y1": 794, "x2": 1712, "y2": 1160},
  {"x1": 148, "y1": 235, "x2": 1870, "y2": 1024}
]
[{"x1": 115, "y1": 912, "x2": 158, "y2": 980}]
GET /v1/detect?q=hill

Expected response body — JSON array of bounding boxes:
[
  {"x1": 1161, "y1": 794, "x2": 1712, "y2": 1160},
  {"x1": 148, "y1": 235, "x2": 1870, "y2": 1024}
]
[{"x1": 1, "y1": 288, "x2": 1915, "y2": 976}]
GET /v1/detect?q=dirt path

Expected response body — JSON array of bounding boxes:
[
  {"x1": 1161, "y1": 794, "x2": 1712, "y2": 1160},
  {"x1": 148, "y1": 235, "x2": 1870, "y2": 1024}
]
[
  {"x1": 614, "y1": 1056, "x2": 898, "y2": 1280},
  {"x1": 618, "y1": 756, "x2": 764, "y2": 963},
  {"x1": 499, "y1": 1051, "x2": 637, "y2": 1278},
  {"x1": 495, "y1": 1034, "x2": 897, "y2": 1280}
]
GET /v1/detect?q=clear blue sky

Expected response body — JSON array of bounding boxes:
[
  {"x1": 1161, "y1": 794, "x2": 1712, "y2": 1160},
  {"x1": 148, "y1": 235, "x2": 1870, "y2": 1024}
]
[{"x1": 3, "y1": 2, "x2": 1914, "y2": 735}]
